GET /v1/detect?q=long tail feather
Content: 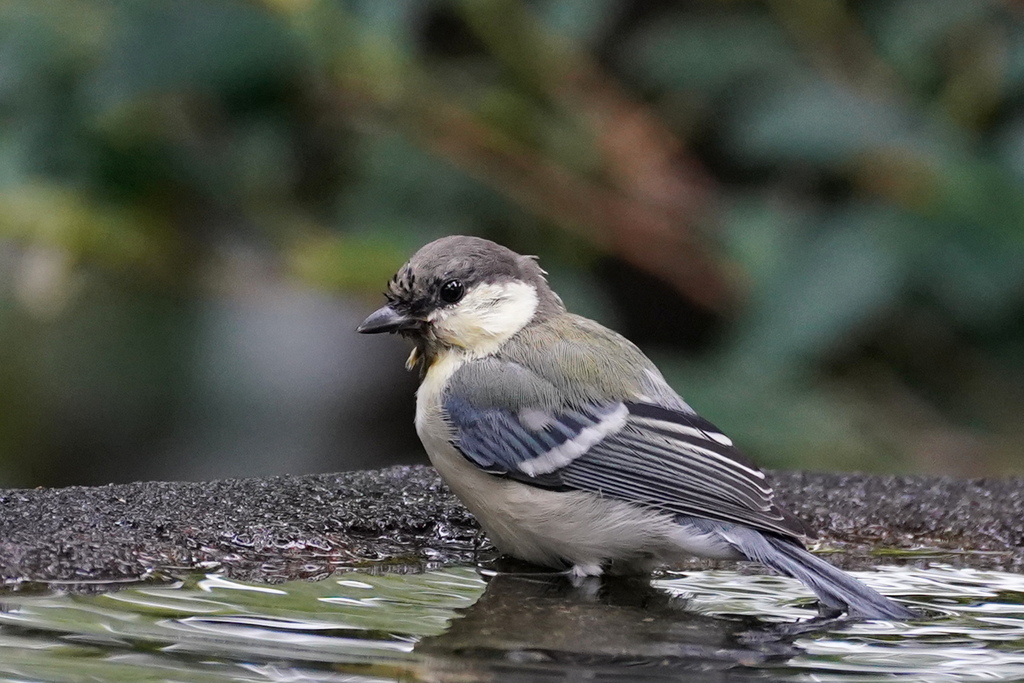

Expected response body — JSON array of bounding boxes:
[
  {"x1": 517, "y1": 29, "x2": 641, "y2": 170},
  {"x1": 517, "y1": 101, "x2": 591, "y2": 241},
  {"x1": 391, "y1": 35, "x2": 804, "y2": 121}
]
[
  {"x1": 676, "y1": 515, "x2": 915, "y2": 619},
  {"x1": 748, "y1": 533, "x2": 915, "y2": 620}
]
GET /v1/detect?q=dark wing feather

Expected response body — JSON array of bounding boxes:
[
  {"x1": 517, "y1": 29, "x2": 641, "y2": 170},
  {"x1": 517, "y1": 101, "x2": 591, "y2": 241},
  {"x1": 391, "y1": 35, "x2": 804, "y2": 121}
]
[{"x1": 443, "y1": 393, "x2": 809, "y2": 540}]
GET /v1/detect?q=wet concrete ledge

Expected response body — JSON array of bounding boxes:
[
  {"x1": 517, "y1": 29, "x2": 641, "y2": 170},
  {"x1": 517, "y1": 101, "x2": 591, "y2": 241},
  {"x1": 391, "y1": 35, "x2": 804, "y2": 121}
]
[{"x1": 0, "y1": 465, "x2": 1020, "y2": 589}]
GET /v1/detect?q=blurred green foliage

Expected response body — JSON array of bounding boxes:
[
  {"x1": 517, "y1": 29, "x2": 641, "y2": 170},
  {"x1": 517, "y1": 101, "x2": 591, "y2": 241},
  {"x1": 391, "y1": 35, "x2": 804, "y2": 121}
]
[{"x1": 0, "y1": 0, "x2": 1023, "y2": 485}]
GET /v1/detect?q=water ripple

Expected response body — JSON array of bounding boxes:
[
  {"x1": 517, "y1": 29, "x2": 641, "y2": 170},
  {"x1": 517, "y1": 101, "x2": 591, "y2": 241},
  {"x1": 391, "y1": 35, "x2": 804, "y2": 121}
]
[{"x1": 0, "y1": 564, "x2": 1022, "y2": 681}]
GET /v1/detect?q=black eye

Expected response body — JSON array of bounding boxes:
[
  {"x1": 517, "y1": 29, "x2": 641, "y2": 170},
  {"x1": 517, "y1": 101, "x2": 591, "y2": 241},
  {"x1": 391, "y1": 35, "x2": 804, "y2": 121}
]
[{"x1": 439, "y1": 279, "x2": 465, "y2": 304}]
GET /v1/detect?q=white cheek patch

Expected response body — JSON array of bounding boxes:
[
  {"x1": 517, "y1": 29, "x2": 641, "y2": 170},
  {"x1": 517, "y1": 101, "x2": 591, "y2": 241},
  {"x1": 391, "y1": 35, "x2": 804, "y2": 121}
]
[{"x1": 434, "y1": 281, "x2": 539, "y2": 356}]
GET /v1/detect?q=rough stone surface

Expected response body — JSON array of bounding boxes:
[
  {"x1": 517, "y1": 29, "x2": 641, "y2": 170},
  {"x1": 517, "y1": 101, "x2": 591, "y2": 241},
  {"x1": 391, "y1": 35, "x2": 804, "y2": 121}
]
[
  {"x1": 769, "y1": 470, "x2": 1023, "y2": 570},
  {"x1": 0, "y1": 466, "x2": 475, "y2": 589},
  {"x1": 0, "y1": 465, "x2": 1019, "y2": 589}
]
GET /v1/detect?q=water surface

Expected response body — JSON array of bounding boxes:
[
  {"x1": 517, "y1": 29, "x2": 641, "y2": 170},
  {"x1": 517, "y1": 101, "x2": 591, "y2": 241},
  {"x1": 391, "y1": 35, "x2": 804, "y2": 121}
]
[{"x1": 0, "y1": 563, "x2": 1022, "y2": 682}]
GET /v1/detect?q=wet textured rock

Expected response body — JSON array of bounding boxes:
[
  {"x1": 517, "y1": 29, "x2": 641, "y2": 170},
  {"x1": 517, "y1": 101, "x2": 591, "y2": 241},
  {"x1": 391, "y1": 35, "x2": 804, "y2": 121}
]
[
  {"x1": 769, "y1": 470, "x2": 1024, "y2": 571},
  {"x1": 0, "y1": 465, "x2": 1020, "y2": 588}
]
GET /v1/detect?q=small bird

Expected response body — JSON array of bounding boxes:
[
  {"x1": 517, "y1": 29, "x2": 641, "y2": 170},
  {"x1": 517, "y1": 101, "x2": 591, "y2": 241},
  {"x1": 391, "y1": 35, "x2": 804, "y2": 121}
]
[{"x1": 358, "y1": 235, "x2": 914, "y2": 620}]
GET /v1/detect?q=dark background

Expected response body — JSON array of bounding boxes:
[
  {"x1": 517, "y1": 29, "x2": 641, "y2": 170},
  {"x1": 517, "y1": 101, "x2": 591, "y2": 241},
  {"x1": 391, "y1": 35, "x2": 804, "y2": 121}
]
[{"x1": 1, "y1": 0, "x2": 1022, "y2": 487}]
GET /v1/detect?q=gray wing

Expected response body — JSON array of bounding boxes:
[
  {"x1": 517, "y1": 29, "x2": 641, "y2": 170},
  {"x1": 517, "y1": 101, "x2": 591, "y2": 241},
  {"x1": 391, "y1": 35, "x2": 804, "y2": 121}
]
[{"x1": 442, "y1": 365, "x2": 809, "y2": 540}]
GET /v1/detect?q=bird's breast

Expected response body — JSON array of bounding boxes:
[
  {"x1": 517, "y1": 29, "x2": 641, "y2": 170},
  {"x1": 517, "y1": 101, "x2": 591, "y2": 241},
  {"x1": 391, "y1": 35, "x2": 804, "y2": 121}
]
[{"x1": 414, "y1": 347, "x2": 465, "y2": 443}]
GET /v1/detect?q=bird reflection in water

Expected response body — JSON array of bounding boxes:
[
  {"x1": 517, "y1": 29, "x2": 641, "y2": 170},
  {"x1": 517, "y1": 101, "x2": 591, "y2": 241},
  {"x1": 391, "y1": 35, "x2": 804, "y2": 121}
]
[{"x1": 415, "y1": 560, "x2": 845, "y2": 682}]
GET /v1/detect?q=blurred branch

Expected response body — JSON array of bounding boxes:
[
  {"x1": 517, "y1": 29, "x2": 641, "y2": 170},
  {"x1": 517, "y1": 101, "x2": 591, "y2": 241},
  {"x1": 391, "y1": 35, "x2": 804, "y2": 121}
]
[
  {"x1": 765, "y1": 0, "x2": 906, "y2": 95},
  {"x1": 270, "y1": 0, "x2": 734, "y2": 312},
  {"x1": 410, "y1": 92, "x2": 732, "y2": 311},
  {"x1": 939, "y1": 22, "x2": 1005, "y2": 130},
  {"x1": 460, "y1": 0, "x2": 729, "y2": 309}
]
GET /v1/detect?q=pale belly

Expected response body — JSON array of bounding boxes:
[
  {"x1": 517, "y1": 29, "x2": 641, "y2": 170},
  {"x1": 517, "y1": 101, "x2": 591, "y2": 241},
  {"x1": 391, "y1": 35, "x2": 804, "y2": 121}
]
[
  {"x1": 422, "y1": 430, "x2": 686, "y2": 570},
  {"x1": 416, "y1": 398, "x2": 734, "y2": 571}
]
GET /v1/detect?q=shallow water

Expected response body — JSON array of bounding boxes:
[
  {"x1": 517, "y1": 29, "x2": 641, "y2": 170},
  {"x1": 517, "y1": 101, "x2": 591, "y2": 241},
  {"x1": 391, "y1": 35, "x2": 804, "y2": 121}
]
[{"x1": 0, "y1": 564, "x2": 1023, "y2": 682}]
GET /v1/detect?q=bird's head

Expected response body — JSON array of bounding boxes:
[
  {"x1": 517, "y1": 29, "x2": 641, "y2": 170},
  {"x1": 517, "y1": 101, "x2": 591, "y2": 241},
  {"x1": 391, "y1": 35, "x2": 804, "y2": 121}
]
[{"x1": 358, "y1": 236, "x2": 564, "y2": 368}]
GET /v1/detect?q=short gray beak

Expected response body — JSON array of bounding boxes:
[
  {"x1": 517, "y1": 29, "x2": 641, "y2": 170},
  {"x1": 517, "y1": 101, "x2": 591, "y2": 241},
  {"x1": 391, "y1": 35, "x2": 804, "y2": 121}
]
[{"x1": 357, "y1": 305, "x2": 418, "y2": 334}]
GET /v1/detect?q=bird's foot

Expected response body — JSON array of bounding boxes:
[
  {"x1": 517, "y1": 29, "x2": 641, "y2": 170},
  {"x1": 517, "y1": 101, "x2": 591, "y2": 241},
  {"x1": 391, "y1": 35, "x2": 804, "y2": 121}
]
[
  {"x1": 567, "y1": 563, "x2": 603, "y2": 579},
  {"x1": 563, "y1": 563, "x2": 603, "y2": 590}
]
